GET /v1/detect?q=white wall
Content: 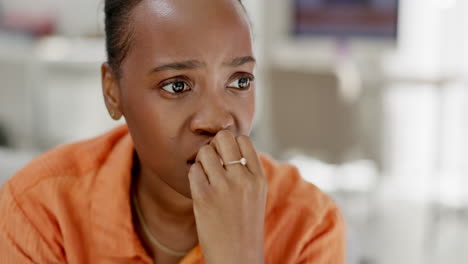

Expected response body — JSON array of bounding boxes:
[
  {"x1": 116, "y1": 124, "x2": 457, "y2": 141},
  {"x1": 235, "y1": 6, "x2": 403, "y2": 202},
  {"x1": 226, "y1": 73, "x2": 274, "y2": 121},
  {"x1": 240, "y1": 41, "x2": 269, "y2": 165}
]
[
  {"x1": 239, "y1": 0, "x2": 272, "y2": 152},
  {"x1": 1, "y1": 0, "x2": 104, "y2": 36}
]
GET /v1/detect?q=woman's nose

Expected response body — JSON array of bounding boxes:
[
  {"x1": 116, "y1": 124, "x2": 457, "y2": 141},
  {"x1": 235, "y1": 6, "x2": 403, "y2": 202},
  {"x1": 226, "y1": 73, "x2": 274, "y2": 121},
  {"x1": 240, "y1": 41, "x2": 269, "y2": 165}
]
[{"x1": 190, "y1": 95, "x2": 235, "y2": 136}]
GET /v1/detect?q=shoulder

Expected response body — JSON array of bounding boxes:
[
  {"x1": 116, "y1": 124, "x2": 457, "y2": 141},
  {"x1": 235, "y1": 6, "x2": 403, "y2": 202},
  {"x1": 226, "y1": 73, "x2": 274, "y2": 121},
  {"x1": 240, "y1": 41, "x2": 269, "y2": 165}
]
[
  {"x1": 259, "y1": 153, "x2": 339, "y2": 217},
  {"x1": 0, "y1": 125, "x2": 132, "y2": 261},
  {"x1": 259, "y1": 153, "x2": 345, "y2": 255},
  {"x1": 4, "y1": 125, "x2": 129, "y2": 198},
  {"x1": 0, "y1": 125, "x2": 130, "y2": 232}
]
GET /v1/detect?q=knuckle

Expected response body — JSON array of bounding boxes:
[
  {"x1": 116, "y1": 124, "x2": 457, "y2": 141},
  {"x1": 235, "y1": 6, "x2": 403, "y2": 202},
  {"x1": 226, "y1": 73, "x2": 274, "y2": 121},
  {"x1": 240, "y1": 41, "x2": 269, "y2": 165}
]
[
  {"x1": 237, "y1": 135, "x2": 250, "y2": 144},
  {"x1": 216, "y1": 130, "x2": 232, "y2": 141},
  {"x1": 199, "y1": 145, "x2": 212, "y2": 155},
  {"x1": 210, "y1": 136, "x2": 221, "y2": 148},
  {"x1": 219, "y1": 129, "x2": 231, "y2": 137}
]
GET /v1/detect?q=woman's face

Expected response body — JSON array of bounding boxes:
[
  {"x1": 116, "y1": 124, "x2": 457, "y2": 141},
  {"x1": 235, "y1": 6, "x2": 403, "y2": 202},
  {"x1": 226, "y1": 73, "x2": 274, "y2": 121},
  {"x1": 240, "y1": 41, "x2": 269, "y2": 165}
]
[{"x1": 104, "y1": 0, "x2": 256, "y2": 197}]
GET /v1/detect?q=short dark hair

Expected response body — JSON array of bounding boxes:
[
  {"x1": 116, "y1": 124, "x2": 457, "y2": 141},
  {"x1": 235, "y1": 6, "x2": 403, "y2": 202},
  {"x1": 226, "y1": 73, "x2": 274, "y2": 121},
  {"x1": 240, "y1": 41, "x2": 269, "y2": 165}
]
[
  {"x1": 104, "y1": 0, "x2": 246, "y2": 78},
  {"x1": 104, "y1": 0, "x2": 142, "y2": 78}
]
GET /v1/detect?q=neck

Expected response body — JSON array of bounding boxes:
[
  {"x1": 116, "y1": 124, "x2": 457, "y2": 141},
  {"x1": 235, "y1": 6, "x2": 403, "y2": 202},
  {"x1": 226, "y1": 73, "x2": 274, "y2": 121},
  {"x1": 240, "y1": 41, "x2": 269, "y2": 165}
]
[
  {"x1": 134, "y1": 164, "x2": 196, "y2": 229},
  {"x1": 131, "y1": 155, "x2": 198, "y2": 259}
]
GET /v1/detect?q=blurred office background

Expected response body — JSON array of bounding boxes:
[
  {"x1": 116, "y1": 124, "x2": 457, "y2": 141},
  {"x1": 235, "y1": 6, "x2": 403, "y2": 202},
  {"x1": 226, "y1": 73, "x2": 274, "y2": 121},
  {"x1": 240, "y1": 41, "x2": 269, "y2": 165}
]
[{"x1": 1, "y1": 0, "x2": 468, "y2": 263}]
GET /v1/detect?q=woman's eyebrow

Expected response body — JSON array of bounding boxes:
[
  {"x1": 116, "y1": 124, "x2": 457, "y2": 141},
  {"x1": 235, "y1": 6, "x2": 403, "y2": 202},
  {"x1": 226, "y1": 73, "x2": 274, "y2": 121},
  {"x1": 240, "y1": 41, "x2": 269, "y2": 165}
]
[
  {"x1": 224, "y1": 56, "x2": 256, "y2": 67},
  {"x1": 148, "y1": 56, "x2": 256, "y2": 75},
  {"x1": 148, "y1": 60, "x2": 205, "y2": 74}
]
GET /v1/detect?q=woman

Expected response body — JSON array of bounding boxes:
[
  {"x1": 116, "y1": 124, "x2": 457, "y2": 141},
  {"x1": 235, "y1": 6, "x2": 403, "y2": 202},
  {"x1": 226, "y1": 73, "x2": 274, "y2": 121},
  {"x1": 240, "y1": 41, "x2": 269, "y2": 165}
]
[{"x1": 0, "y1": 0, "x2": 345, "y2": 263}]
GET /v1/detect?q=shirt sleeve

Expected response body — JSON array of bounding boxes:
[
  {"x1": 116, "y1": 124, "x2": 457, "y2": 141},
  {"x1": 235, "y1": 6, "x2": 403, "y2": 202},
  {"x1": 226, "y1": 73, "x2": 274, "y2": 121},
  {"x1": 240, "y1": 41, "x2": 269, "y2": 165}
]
[
  {"x1": 296, "y1": 206, "x2": 346, "y2": 264},
  {"x1": 0, "y1": 182, "x2": 66, "y2": 263}
]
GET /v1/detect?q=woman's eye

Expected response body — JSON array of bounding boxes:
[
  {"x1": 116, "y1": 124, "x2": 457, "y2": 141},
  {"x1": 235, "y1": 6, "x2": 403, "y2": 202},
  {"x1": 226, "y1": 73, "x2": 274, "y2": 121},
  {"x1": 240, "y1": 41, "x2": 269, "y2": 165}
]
[
  {"x1": 161, "y1": 81, "x2": 190, "y2": 94},
  {"x1": 227, "y1": 76, "x2": 252, "y2": 89}
]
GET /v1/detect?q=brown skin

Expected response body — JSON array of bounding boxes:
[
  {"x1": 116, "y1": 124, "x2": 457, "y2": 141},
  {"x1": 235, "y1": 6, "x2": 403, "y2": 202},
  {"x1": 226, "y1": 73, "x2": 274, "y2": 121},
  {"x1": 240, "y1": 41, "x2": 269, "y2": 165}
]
[{"x1": 101, "y1": 0, "x2": 267, "y2": 263}]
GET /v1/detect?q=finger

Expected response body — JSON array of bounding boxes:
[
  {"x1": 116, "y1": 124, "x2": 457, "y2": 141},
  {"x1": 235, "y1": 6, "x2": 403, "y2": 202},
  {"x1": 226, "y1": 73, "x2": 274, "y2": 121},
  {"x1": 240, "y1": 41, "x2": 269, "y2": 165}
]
[
  {"x1": 188, "y1": 162, "x2": 210, "y2": 198},
  {"x1": 236, "y1": 135, "x2": 263, "y2": 176},
  {"x1": 211, "y1": 130, "x2": 244, "y2": 172},
  {"x1": 195, "y1": 145, "x2": 226, "y2": 186}
]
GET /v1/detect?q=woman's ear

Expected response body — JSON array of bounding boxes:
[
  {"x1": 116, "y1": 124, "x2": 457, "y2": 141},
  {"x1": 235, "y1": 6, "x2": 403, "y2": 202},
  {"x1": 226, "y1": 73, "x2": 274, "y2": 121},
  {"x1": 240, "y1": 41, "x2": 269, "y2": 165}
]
[{"x1": 101, "y1": 63, "x2": 123, "y2": 120}]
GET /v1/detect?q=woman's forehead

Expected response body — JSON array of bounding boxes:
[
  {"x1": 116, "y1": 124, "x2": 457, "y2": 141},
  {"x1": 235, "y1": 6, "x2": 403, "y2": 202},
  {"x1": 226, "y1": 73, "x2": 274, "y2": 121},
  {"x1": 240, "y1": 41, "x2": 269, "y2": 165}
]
[
  {"x1": 128, "y1": 0, "x2": 253, "y2": 65},
  {"x1": 134, "y1": 0, "x2": 246, "y2": 20}
]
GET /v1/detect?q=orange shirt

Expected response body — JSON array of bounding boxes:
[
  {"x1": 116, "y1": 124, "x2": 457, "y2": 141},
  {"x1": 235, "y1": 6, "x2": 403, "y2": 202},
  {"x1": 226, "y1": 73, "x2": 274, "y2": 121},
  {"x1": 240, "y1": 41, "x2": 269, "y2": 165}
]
[{"x1": 0, "y1": 125, "x2": 345, "y2": 263}]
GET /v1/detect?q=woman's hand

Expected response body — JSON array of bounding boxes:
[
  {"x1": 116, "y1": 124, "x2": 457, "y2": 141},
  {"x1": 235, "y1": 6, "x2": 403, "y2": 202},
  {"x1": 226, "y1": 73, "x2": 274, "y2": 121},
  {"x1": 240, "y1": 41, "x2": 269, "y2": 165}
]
[{"x1": 188, "y1": 130, "x2": 268, "y2": 264}]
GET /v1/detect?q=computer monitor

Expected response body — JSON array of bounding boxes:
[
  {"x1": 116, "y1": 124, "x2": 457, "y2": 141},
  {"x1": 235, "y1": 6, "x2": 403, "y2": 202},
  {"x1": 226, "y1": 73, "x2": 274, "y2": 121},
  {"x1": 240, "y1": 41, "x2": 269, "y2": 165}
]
[{"x1": 294, "y1": 0, "x2": 399, "y2": 39}]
